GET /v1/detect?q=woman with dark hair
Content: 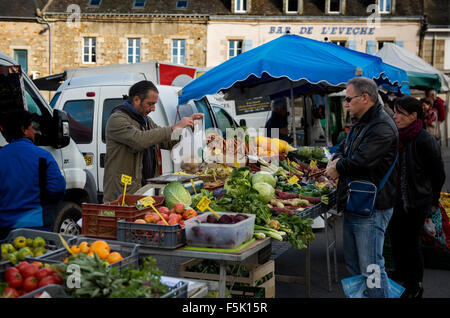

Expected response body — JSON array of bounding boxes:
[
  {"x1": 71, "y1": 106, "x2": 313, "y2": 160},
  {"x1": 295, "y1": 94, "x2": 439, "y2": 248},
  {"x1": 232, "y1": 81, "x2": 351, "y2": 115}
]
[
  {"x1": 420, "y1": 97, "x2": 440, "y2": 140},
  {"x1": 390, "y1": 96, "x2": 445, "y2": 298}
]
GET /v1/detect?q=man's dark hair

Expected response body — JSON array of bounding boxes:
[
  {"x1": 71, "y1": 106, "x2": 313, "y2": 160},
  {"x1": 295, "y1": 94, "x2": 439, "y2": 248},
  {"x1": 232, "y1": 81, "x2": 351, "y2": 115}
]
[
  {"x1": 127, "y1": 80, "x2": 159, "y2": 104},
  {"x1": 394, "y1": 96, "x2": 423, "y2": 119},
  {"x1": 419, "y1": 97, "x2": 433, "y2": 106},
  {"x1": 0, "y1": 110, "x2": 33, "y2": 142}
]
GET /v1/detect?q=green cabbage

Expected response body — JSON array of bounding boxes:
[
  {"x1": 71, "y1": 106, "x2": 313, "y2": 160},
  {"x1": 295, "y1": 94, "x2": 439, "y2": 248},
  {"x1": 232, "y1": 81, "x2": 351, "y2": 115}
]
[
  {"x1": 252, "y1": 171, "x2": 276, "y2": 188},
  {"x1": 163, "y1": 181, "x2": 192, "y2": 209},
  {"x1": 253, "y1": 182, "x2": 275, "y2": 204}
]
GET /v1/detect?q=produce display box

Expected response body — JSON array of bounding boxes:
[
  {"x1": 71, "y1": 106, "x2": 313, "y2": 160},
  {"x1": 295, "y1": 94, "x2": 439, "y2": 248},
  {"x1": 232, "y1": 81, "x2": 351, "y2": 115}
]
[
  {"x1": 179, "y1": 259, "x2": 275, "y2": 298},
  {"x1": 160, "y1": 276, "x2": 189, "y2": 298},
  {"x1": 117, "y1": 220, "x2": 185, "y2": 249},
  {"x1": 81, "y1": 194, "x2": 164, "y2": 239},
  {"x1": 184, "y1": 212, "x2": 255, "y2": 249},
  {"x1": 0, "y1": 228, "x2": 76, "y2": 268},
  {"x1": 28, "y1": 237, "x2": 139, "y2": 269},
  {"x1": 19, "y1": 284, "x2": 68, "y2": 298}
]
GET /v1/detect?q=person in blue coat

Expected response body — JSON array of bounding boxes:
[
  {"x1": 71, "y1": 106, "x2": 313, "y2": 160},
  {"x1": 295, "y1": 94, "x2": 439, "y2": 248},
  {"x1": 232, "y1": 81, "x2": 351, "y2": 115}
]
[{"x1": 0, "y1": 110, "x2": 66, "y2": 239}]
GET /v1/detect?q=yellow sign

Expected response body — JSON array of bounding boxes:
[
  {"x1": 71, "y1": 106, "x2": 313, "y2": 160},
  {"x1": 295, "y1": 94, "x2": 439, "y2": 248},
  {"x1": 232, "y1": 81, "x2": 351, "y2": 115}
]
[
  {"x1": 138, "y1": 196, "x2": 155, "y2": 208},
  {"x1": 288, "y1": 175, "x2": 299, "y2": 185},
  {"x1": 196, "y1": 197, "x2": 221, "y2": 219},
  {"x1": 190, "y1": 179, "x2": 197, "y2": 195},
  {"x1": 196, "y1": 197, "x2": 211, "y2": 212},
  {"x1": 121, "y1": 174, "x2": 132, "y2": 206},
  {"x1": 84, "y1": 155, "x2": 93, "y2": 166},
  {"x1": 310, "y1": 160, "x2": 317, "y2": 169}
]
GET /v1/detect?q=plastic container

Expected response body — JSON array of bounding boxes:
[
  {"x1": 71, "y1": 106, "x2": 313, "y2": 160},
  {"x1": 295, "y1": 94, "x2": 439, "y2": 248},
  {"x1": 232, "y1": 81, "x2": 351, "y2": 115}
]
[
  {"x1": 81, "y1": 195, "x2": 164, "y2": 239},
  {"x1": 160, "y1": 276, "x2": 188, "y2": 298},
  {"x1": 19, "y1": 284, "x2": 68, "y2": 298},
  {"x1": 0, "y1": 228, "x2": 76, "y2": 268},
  {"x1": 29, "y1": 237, "x2": 139, "y2": 269},
  {"x1": 184, "y1": 212, "x2": 255, "y2": 249},
  {"x1": 117, "y1": 220, "x2": 185, "y2": 249}
]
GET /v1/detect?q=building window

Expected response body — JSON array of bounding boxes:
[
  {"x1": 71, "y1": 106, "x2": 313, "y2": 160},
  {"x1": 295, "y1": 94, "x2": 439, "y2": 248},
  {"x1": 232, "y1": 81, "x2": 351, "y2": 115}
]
[
  {"x1": 228, "y1": 40, "x2": 243, "y2": 59},
  {"x1": 176, "y1": 0, "x2": 188, "y2": 8},
  {"x1": 13, "y1": 49, "x2": 28, "y2": 74},
  {"x1": 327, "y1": 0, "x2": 341, "y2": 14},
  {"x1": 235, "y1": 0, "x2": 247, "y2": 13},
  {"x1": 286, "y1": 0, "x2": 299, "y2": 13},
  {"x1": 127, "y1": 38, "x2": 141, "y2": 64},
  {"x1": 379, "y1": 0, "x2": 391, "y2": 13},
  {"x1": 378, "y1": 40, "x2": 394, "y2": 50},
  {"x1": 331, "y1": 40, "x2": 347, "y2": 47},
  {"x1": 88, "y1": 0, "x2": 101, "y2": 6},
  {"x1": 83, "y1": 37, "x2": 96, "y2": 63},
  {"x1": 133, "y1": 0, "x2": 146, "y2": 8},
  {"x1": 172, "y1": 39, "x2": 186, "y2": 65}
]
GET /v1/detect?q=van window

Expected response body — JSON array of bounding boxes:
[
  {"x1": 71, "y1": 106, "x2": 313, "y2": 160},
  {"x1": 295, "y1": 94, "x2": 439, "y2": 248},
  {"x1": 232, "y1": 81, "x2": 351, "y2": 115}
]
[
  {"x1": 193, "y1": 99, "x2": 214, "y2": 130},
  {"x1": 24, "y1": 81, "x2": 43, "y2": 116},
  {"x1": 50, "y1": 92, "x2": 61, "y2": 109},
  {"x1": 102, "y1": 98, "x2": 123, "y2": 142},
  {"x1": 63, "y1": 100, "x2": 94, "y2": 144},
  {"x1": 213, "y1": 106, "x2": 235, "y2": 136}
]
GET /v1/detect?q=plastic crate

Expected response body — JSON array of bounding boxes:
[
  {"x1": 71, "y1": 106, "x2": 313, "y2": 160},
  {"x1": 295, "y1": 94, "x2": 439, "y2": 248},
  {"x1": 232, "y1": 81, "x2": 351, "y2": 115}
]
[
  {"x1": 0, "y1": 228, "x2": 76, "y2": 268},
  {"x1": 28, "y1": 237, "x2": 139, "y2": 269},
  {"x1": 81, "y1": 195, "x2": 164, "y2": 239},
  {"x1": 160, "y1": 276, "x2": 188, "y2": 298},
  {"x1": 117, "y1": 220, "x2": 186, "y2": 249},
  {"x1": 19, "y1": 284, "x2": 68, "y2": 298}
]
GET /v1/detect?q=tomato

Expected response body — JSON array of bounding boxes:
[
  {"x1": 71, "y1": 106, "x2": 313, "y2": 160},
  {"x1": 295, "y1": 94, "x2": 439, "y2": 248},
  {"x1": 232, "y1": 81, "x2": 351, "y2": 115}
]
[
  {"x1": 21, "y1": 263, "x2": 39, "y2": 278},
  {"x1": 51, "y1": 273, "x2": 63, "y2": 285},
  {"x1": 35, "y1": 268, "x2": 52, "y2": 281},
  {"x1": 160, "y1": 213, "x2": 170, "y2": 221},
  {"x1": 174, "y1": 203, "x2": 185, "y2": 214},
  {"x1": 6, "y1": 272, "x2": 23, "y2": 289},
  {"x1": 183, "y1": 209, "x2": 197, "y2": 220},
  {"x1": 169, "y1": 213, "x2": 181, "y2": 222},
  {"x1": 38, "y1": 276, "x2": 55, "y2": 288},
  {"x1": 158, "y1": 206, "x2": 170, "y2": 214},
  {"x1": 4, "y1": 267, "x2": 19, "y2": 281},
  {"x1": 3, "y1": 287, "x2": 19, "y2": 298},
  {"x1": 16, "y1": 261, "x2": 29, "y2": 274},
  {"x1": 23, "y1": 276, "x2": 38, "y2": 292}
]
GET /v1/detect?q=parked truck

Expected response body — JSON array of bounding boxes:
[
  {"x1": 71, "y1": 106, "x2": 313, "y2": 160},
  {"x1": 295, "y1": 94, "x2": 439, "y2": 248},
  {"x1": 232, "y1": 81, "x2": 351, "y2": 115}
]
[{"x1": 0, "y1": 52, "x2": 97, "y2": 235}]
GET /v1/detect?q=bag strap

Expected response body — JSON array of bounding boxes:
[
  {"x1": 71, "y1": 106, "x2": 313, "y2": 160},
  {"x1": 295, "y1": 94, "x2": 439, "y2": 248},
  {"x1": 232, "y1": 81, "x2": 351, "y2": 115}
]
[{"x1": 376, "y1": 154, "x2": 397, "y2": 194}]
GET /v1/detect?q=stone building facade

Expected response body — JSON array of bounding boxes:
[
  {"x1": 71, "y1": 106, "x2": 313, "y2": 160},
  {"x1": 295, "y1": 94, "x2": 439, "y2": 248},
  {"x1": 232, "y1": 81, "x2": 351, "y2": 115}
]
[{"x1": 0, "y1": 0, "x2": 448, "y2": 81}]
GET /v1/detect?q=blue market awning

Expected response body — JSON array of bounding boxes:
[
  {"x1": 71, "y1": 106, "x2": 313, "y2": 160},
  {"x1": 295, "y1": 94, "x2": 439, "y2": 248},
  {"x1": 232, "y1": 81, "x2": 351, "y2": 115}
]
[{"x1": 179, "y1": 34, "x2": 410, "y2": 104}]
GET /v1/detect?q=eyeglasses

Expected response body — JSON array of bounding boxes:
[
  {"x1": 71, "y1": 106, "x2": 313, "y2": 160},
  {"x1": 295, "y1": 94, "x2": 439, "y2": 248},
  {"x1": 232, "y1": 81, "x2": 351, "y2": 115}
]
[{"x1": 344, "y1": 95, "x2": 361, "y2": 103}]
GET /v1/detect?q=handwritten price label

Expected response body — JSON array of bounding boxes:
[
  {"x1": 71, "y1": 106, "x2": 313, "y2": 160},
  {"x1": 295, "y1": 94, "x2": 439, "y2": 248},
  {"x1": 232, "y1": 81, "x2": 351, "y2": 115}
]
[
  {"x1": 196, "y1": 197, "x2": 211, "y2": 212},
  {"x1": 287, "y1": 175, "x2": 299, "y2": 185},
  {"x1": 138, "y1": 196, "x2": 155, "y2": 207},
  {"x1": 121, "y1": 174, "x2": 132, "y2": 185}
]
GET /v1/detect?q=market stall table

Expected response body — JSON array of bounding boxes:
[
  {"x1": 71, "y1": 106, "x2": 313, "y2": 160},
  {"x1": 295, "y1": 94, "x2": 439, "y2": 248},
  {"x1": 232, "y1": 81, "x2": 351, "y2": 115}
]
[{"x1": 138, "y1": 237, "x2": 271, "y2": 298}]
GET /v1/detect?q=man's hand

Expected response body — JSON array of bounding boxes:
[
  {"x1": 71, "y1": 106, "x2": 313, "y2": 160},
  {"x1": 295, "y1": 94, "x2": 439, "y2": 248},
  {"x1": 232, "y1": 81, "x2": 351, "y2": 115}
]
[
  {"x1": 325, "y1": 158, "x2": 340, "y2": 180},
  {"x1": 191, "y1": 113, "x2": 204, "y2": 121},
  {"x1": 172, "y1": 116, "x2": 194, "y2": 131}
]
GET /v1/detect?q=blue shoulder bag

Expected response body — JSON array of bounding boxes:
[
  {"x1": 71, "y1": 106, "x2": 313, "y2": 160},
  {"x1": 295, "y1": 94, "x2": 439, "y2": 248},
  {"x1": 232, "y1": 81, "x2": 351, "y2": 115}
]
[{"x1": 345, "y1": 127, "x2": 397, "y2": 217}]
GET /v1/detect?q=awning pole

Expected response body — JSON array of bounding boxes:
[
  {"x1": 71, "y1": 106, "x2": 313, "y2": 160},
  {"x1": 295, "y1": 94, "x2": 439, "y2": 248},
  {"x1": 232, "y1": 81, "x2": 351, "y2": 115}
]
[{"x1": 291, "y1": 82, "x2": 296, "y2": 147}]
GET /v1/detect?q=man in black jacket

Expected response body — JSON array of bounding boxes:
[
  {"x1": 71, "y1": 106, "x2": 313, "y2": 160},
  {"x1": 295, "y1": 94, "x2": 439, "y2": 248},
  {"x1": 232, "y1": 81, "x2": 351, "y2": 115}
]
[{"x1": 326, "y1": 77, "x2": 398, "y2": 298}]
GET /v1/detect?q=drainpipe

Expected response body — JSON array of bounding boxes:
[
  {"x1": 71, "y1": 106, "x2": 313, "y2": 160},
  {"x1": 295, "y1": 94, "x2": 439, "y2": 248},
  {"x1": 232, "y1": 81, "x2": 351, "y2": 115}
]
[{"x1": 35, "y1": 9, "x2": 52, "y2": 76}]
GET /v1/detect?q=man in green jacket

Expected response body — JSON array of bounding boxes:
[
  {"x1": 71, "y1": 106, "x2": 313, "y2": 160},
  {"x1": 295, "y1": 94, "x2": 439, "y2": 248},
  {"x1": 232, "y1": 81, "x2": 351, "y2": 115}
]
[{"x1": 103, "y1": 80, "x2": 203, "y2": 203}]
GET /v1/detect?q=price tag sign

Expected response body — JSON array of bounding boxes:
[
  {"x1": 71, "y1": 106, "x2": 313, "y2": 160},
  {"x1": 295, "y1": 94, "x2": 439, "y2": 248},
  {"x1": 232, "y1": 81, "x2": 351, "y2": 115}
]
[
  {"x1": 138, "y1": 196, "x2": 155, "y2": 208},
  {"x1": 190, "y1": 179, "x2": 197, "y2": 195},
  {"x1": 120, "y1": 174, "x2": 132, "y2": 206},
  {"x1": 196, "y1": 197, "x2": 211, "y2": 212},
  {"x1": 310, "y1": 160, "x2": 317, "y2": 169},
  {"x1": 288, "y1": 175, "x2": 299, "y2": 185},
  {"x1": 121, "y1": 174, "x2": 132, "y2": 185}
]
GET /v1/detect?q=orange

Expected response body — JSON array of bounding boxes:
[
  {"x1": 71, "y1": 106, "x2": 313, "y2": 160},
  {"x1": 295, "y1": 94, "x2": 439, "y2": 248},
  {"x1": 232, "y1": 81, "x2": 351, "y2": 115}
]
[
  {"x1": 79, "y1": 241, "x2": 90, "y2": 254},
  {"x1": 89, "y1": 240, "x2": 110, "y2": 253},
  {"x1": 87, "y1": 251, "x2": 94, "y2": 257},
  {"x1": 63, "y1": 257, "x2": 69, "y2": 263},
  {"x1": 70, "y1": 245, "x2": 81, "y2": 254},
  {"x1": 92, "y1": 246, "x2": 110, "y2": 260},
  {"x1": 107, "y1": 252, "x2": 123, "y2": 264},
  {"x1": 32, "y1": 261, "x2": 43, "y2": 268}
]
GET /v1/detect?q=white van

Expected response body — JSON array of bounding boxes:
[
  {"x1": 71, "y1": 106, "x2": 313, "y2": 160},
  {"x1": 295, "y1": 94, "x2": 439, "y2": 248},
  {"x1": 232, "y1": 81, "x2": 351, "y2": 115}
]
[
  {"x1": 0, "y1": 52, "x2": 97, "y2": 235},
  {"x1": 51, "y1": 72, "x2": 239, "y2": 202}
]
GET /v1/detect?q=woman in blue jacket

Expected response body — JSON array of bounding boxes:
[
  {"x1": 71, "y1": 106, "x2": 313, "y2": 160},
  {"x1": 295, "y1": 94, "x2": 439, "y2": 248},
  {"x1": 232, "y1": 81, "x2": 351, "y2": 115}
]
[{"x1": 0, "y1": 110, "x2": 66, "y2": 239}]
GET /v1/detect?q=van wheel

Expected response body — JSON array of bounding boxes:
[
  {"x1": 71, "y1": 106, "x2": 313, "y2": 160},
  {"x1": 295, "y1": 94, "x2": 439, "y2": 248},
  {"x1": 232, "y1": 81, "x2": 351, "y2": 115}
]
[{"x1": 53, "y1": 201, "x2": 82, "y2": 235}]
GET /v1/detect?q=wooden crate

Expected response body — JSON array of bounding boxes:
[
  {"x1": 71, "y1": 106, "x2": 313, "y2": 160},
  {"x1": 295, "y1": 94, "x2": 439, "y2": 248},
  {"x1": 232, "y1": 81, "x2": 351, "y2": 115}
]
[{"x1": 179, "y1": 259, "x2": 275, "y2": 298}]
